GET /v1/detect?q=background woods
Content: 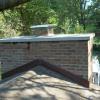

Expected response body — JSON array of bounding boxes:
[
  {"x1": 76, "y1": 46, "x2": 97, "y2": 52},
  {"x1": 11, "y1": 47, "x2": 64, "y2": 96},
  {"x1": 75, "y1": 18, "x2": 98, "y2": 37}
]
[
  {"x1": 0, "y1": 0, "x2": 31, "y2": 11},
  {"x1": 0, "y1": 0, "x2": 99, "y2": 37}
]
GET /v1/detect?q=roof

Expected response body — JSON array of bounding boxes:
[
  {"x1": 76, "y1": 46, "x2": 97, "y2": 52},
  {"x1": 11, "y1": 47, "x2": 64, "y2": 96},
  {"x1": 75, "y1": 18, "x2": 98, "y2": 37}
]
[
  {"x1": 0, "y1": 34, "x2": 95, "y2": 43},
  {"x1": 0, "y1": 66, "x2": 99, "y2": 100}
]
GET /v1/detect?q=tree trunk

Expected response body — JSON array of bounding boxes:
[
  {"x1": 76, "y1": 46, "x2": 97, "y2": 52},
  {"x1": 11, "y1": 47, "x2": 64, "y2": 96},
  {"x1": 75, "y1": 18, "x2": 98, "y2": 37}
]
[{"x1": 0, "y1": 0, "x2": 30, "y2": 11}]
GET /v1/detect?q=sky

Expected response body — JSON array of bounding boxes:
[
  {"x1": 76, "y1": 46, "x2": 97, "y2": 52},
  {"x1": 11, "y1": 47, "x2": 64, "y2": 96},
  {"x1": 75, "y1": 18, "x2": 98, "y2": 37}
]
[{"x1": 86, "y1": 0, "x2": 92, "y2": 6}]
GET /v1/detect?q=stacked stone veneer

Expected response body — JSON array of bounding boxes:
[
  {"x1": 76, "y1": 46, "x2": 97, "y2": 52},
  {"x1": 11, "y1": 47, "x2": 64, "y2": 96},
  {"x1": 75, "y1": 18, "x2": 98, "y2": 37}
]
[
  {"x1": 31, "y1": 24, "x2": 55, "y2": 36},
  {"x1": 0, "y1": 34, "x2": 94, "y2": 80},
  {"x1": 32, "y1": 28, "x2": 54, "y2": 36}
]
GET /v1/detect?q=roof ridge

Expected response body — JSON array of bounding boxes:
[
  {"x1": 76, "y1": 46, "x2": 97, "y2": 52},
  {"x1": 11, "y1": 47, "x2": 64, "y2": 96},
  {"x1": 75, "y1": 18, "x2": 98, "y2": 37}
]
[{"x1": 2, "y1": 59, "x2": 89, "y2": 88}]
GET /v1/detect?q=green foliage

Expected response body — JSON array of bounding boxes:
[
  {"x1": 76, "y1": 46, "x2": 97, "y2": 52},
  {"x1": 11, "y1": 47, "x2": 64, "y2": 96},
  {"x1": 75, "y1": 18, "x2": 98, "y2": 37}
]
[
  {"x1": 75, "y1": 23, "x2": 85, "y2": 33},
  {"x1": 94, "y1": 37, "x2": 100, "y2": 45},
  {"x1": 0, "y1": 11, "x2": 21, "y2": 38},
  {"x1": 93, "y1": 37, "x2": 100, "y2": 51},
  {"x1": 85, "y1": 24, "x2": 95, "y2": 32},
  {"x1": 51, "y1": 0, "x2": 81, "y2": 33},
  {"x1": 0, "y1": 0, "x2": 99, "y2": 37},
  {"x1": 0, "y1": 0, "x2": 58, "y2": 36},
  {"x1": 86, "y1": 0, "x2": 100, "y2": 33}
]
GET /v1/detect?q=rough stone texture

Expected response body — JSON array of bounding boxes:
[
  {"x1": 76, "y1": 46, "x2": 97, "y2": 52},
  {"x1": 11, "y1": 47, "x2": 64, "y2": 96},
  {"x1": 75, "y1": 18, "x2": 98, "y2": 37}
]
[
  {"x1": 32, "y1": 28, "x2": 54, "y2": 36},
  {"x1": 0, "y1": 40, "x2": 93, "y2": 79},
  {"x1": 0, "y1": 66, "x2": 100, "y2": 100},
  {"x1": 88, "y1": 38, "x2": 93, "y2": 82}
]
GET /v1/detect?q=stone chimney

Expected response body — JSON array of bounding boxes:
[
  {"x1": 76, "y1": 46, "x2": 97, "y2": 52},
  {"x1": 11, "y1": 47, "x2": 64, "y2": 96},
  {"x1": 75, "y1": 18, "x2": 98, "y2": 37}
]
[{"x1": 30, "y1": 24, "x2": 56, "y2": 36}]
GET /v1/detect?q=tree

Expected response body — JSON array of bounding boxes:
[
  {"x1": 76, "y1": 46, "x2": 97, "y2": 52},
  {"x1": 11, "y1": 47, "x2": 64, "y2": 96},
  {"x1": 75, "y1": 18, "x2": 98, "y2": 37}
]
[
  {"x1": 85, "y1": 0, "x2": 100, "y2": 32},
  {"x1": 0, "y1": 0, "x2": 99, "y2": 37},
  {"x1": 0, "y1": 0, "x2": 57, "y2": 36},
  {"x1": 0, "y1": 0, "x2": 30, "y2": 11},
  {"x1": 48, "y1": 0, "x2": 92, "y2": 33}
]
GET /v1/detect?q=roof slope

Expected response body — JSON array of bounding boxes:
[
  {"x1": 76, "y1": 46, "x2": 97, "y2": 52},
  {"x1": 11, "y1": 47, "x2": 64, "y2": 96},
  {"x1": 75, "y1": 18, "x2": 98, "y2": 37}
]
[{"x1": 0, "y1": 66, "x2": 100, "y2": 100}]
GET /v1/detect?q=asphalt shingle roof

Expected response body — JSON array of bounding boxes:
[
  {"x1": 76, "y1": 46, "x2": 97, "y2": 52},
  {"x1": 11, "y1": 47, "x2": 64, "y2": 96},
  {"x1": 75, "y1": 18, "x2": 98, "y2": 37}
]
[{"x1": 0, "y1": 66, "x2": 100, "y2": 100}]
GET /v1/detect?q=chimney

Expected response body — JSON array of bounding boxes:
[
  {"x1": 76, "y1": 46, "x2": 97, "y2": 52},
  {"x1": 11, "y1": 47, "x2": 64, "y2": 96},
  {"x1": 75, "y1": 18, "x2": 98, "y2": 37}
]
[{"x1": 30, "y1": 24, "x2": 56, "y2": 36}]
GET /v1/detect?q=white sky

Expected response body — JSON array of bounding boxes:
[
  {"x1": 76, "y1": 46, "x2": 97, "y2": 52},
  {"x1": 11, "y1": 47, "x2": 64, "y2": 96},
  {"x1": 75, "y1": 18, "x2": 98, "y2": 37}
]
[{"x1": 86, "y1": 0, "x2": 92, "y2": 6}]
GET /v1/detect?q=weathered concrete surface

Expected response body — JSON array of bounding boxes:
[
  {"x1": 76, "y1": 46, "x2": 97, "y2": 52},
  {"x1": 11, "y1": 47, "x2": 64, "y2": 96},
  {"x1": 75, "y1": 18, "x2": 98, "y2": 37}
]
[{"x1": 0, "y1": 66, "x2": 100, "y2": 100}]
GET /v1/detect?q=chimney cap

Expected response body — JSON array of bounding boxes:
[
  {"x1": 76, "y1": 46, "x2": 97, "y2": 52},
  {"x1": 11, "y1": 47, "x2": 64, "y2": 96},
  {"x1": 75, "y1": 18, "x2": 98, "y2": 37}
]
[{"x1": 30, "y1": 24, "x2": 56, "y2": 29}]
